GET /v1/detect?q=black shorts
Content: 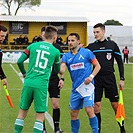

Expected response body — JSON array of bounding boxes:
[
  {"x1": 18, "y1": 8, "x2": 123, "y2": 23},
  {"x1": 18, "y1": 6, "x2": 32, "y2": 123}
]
[
  {"x1": 48, "y1": 77, "x2": 60, "y2": 98},
  {"x1": 94, "y1": 73, "x2": 119, "y2": 102}
]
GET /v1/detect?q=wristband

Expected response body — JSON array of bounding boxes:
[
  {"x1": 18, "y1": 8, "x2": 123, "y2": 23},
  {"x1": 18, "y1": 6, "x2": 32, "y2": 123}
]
[
  {"x1": 60, "y1": 78, "x2": 64, "y2": 81},
  {"x1": 90, "y1": 74, "x2": 94, "y2": 79}
]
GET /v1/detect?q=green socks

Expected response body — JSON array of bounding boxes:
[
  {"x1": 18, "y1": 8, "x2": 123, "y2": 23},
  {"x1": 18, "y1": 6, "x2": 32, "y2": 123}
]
[
  {"x1": 14, "y1": 118, "x2": 24, "y2": 133},
  {"x1": 14, "y1": 119, "x2": 43, "y2": 133},
  {"x1": 33, "y1": 120, "x2": 43, "y2": 133}
]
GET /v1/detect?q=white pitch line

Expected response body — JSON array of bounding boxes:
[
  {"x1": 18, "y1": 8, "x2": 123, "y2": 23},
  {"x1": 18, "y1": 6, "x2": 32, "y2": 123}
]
[
  {"x1": 9, "y1": 63, "x2": 54, "y2": 130},
  {"x1": 9, "y1": 64, "x2": 24, "y2": 83},
  {"x1": 45, "y1": 112, "x2": 54, "y2": 130}
]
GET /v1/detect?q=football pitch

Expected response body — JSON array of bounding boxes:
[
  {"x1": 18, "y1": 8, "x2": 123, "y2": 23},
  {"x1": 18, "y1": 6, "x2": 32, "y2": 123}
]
[{"x1": 0, "y1": 63, "x2": 133, "y2": 133}]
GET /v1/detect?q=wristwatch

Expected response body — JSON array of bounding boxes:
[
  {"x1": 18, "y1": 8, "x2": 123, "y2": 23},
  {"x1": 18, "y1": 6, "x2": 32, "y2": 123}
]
[
  {"x1": 120, "y1": 77, "x2": 125, "y2": 81},
  {"x1": 60, "y1": 78, "x2": 64, "y2": 81}
]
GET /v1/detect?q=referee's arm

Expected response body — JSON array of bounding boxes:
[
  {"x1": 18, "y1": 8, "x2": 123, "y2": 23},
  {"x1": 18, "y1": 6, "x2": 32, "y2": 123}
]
[
  {"x1": 114, "y1": 44, "x2": 125, "y2": 89},
  {"x1": 114, "y1": 46, "x2": 125, "y2": 81}
]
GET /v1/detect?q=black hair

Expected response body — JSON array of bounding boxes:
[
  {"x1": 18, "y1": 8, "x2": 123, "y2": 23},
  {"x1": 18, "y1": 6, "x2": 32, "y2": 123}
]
[
  {"x1": 0, "y1": 24, "x2": 7, "y2": 32},
  {"x1": 68, "y1": 33, "x2": 80, "y2": 40},
  {"x1": 93, "y1": 23, "x2": 105, "y2": 30},
  {"x1": 41, "y1": 26, "x2": 45, "y2": 32}
]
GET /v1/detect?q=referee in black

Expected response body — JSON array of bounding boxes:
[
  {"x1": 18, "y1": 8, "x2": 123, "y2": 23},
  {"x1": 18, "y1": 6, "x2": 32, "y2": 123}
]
[
  {"x1": 86, "y1": 23, "x2": 126, "y2": 133},
  {"x1": 0, "y1": 25, "x2": 8, "y2": 89}
]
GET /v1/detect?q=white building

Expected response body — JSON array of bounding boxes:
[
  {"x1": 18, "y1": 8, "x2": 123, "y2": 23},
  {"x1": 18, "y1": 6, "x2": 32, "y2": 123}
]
[{"x1": 88, "y1": 26, "x2": 133, "y2": 57}]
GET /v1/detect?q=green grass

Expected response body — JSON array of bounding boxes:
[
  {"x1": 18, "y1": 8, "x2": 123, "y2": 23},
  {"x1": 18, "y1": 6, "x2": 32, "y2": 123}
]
[
  {"x1": 0, "y1": 63, "x2": 133, "y2": 133},
  {"x1": 129, "y1": 56, "x2": 133, "y2": 63}
]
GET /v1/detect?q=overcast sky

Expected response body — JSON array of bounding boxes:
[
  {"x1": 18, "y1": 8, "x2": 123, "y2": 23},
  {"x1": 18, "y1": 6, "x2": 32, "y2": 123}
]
[{"x1": 1, "y1": 0, "x2": 133, "y2": 26}]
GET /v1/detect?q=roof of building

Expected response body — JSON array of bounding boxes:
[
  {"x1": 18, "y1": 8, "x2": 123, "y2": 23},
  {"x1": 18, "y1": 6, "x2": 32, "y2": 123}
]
[
  {"x1": 88, "y1": 26, "x2": 132, "y2": 37},
  {"x1": 0, "y1": 15, "x2": 89, "y2": 22}
]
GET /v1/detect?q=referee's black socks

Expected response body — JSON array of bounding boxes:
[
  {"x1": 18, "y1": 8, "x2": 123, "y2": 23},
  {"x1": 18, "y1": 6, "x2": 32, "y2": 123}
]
[
  {"x1": 53, "y1": 108, "x2": 60, "y2": 132},
  {"x1": 118, "y1": 120, "x2": 126, "y2": 133},
  {"x1": 43, "y1": 120, "x2": 46, "y2": 131},
  {"x1": 95, "y1": 112, "x2": 101, "y2": 133},
  {"x1": 96, "y1": 113, "x2": 126, "y2": 133}
]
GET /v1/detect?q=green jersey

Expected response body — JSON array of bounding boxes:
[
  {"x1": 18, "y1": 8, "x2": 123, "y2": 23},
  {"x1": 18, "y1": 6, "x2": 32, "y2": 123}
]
[{"x1": 17, "y1": 41, "x2": 60, "y2": 89}]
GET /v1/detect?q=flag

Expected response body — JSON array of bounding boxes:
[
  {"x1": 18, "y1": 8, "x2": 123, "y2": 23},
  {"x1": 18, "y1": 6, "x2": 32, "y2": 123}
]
[
  {"x1": 115, "y1": 87, "x2": 126, "y2": 126},
  {"x1": 2, "y1": 80, "x2": 14, "y2": 108}
]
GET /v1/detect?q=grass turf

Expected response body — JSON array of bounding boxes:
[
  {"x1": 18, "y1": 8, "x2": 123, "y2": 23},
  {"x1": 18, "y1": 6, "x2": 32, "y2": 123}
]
[{"x1": 0, "y1": 63, "x2": 132, "y2": 133}]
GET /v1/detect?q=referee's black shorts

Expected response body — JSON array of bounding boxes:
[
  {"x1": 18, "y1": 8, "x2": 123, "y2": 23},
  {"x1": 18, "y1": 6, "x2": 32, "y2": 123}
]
[
  {"x1": 48, "y1": 77, "x2": 60, "y2": 98},
  {"x1": 94, "y1": 73, "x2": 119, "y2": 102}
]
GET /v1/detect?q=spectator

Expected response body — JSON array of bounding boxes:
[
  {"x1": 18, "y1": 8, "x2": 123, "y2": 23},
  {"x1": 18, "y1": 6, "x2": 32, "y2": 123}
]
[
  {"x1": 56, "y1": 36, "x2": 63, "y2": 45},
  {"x1": 60, "y1": 41, "x2": 69, "y2": 51},
  {"x1": 23, "y1": 35, "x2": 29, "y2": 45},
  {"x1": 13, "y1": 36, "x2": 19, "y2": 45},
  {"x1": 62, "y1": 41, "x2": 68, "y2": 46},
  {"x1": 32, "y1": 36, "x2": 38, "y2": 43},
  {"x1": 37, "y1": 35, "x2": 43, "y2": 42},
  {"x1": 122, "y1": 46, "x2": 129, "y2": 64},
  {"x1": 18, "y1": 35, "x2": 23, "y2": 45}
]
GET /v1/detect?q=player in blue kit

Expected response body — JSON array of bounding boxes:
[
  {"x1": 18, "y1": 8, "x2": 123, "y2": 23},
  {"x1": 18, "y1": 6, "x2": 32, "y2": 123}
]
[{"x1": 60, "y1": 33, "x2": 101, "y2": 133}]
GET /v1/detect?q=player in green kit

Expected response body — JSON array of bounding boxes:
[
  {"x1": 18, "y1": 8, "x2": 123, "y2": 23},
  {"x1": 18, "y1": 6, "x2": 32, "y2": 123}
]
[{"x1": 14, "y1": 25, "x2": 60, "y2": 133}]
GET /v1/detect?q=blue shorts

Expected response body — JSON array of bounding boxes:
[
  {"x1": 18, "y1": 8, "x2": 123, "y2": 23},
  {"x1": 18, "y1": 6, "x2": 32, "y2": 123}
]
[{"x1": 69, "y1": 91, "x2": 94, "y2": 110}]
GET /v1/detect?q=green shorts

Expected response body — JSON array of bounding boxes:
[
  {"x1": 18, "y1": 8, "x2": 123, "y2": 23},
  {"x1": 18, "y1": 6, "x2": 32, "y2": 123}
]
[{"x1": 19, "y1": 86, "x2": 48, "y2": 113}]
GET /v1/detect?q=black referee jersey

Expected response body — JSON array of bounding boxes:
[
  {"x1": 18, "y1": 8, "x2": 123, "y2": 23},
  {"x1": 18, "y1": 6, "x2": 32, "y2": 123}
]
[
  {"x1": 86, "y1": 39, "x2": 124, "y2": 80},
  {"x1": 0, "y1": 49, "x2": 6, "y2": 79},
  {"x1": 49, "y1": 43, "x2": 64, "y2": 81}
]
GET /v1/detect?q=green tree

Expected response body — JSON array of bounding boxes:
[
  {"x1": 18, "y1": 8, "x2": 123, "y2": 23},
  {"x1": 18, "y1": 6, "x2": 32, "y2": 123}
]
[
  {"x1": 2, "y1": 0, "x2": 41, "y2": 15},
  {"x1": 104, "y1": 19, "x2": 123, "y2": 26}
]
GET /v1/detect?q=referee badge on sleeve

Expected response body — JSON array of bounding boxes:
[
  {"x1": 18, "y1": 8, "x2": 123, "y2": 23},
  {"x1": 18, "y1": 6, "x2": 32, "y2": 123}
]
[{"x1": 106, "y1": 53, "x2": 112, "y2": 60}]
